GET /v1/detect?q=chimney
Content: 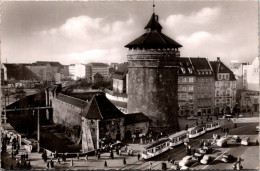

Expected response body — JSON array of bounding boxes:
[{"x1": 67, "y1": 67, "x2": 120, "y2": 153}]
[{"x1": 155, "y1": 15, "x2": 159, "y2": 22}]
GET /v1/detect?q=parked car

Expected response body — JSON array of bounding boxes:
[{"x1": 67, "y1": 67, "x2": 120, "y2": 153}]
[
  {"x1": 171, "y1": 161, "x2": 180, "y2": 170},
  {"x1": 192, "y1": 153, "x2": 204, "y2": 162},
  {"x1": 221, "y1": 153, "x2": 235, "y2": 163},
  {"x1": 238, "y1": 114, "x2": 244, "y2": 118},
  {"x1": 241, "y1": 137, "x2": 250, "y2": 146},
  {"x1": 187, "y1": 116, "x2": 197, "y2": 120},
  {"x1": 256, "y1": 126, "x2": 260, "y2": 132},
  {"x1": 224, "y1": 114, "x2": 233, "y2": 118},
  {"x1": 230, "y1": 135, "x2": 241, "y2": 142},
  {"x1": 216, "y1": 137, "x2": 229, "y2": 147},
  {"x1": 180, "y1": 166, "x2": 189, "y2": 170},
  {"x1": 179, "y1": 156, "x2": 195, "y2": 167},
  {"x1": 200, "y1": 155, "x2": 212, "y2": 165}
]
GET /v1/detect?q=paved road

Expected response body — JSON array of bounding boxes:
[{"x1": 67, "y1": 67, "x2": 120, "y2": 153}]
[{"x1": 122, "y1": 122, "x2": 258, "y2": 170}]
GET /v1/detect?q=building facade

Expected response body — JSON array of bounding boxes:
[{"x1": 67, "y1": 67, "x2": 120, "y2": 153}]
[
  {"x1": 125, "y1": 13, "x2": 181, "y2": 130},
  {"x1": 189, "y1": 58, "x2": 215, "y2": 116},
  {"x1": 85, "y1": 63, "x2": 109, "y2": 81},
  {"x1": 69, "y1": 64, "x2": 86, "y2": 80},
  {"x1": 210, "y1": 57, "x2": 237, "y2": 115},
  {"x1": 178, "y1": 58, "x2": 196, "y2": 116},
  {"x1": 237, "y1": 90, "x2": 259, "y2": 113}
]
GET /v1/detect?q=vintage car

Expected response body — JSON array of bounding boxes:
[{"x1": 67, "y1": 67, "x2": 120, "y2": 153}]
[
  {"x1": 241, "y1": 137, "x2": 250, "y2": 146},
  {"x1": 179, "y1": 156, "x2": 196, "y2": 167},
  {"x1": 200, "y1": 155, "x2": 213, "y2": 165},
  {"x1": 230, "y1": 135, "x2": 241, "y2": 142},
  {"x1": 221, "y1": 153, "x2": 235, "y2": 163}
]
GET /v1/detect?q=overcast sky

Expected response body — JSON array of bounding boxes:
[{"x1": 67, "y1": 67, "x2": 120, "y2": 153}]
[{"x1": 2, "y1": 1, "x2": 258, "y2": 65}]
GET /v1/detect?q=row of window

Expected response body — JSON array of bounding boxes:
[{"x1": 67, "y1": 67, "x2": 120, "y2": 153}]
[
  {"x1": 218, "y1": 73, "x2": 230, "y2": 80},
  {"x1": 178, "y1": 77, "x2": 194, "y2": 83},
  {"x1": 197, "y1": 100, "x2": 212, "y2": 107},
  {"x1": 216, "y1": 90, "x2": 235, "y2": 97},
  {"x1": 178, "y1": 86, "x2": 194, "y2": 92}
]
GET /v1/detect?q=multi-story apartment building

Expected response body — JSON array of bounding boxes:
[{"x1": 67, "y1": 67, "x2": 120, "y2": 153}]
[
  {"x1": 85, "y1": 63, "x2": 109, "y2": 81},
  {"x1": 69, "y1": 64, "x2": 86, "y2": 80},
  {"x1": 210, "y1": 57, "x2": 237, "y2": 114},
  {"x1": 190, "y1": 58, "x2": 215, "y2": 116},
  {"x1": 178, "y1": 58, "x2": 196, "y2": 116},
  {"x1": 25, "y1": 61, "x2": 69, "y2": 81}
]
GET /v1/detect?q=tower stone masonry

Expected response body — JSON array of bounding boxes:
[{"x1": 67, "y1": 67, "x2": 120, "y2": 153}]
[{"x1": 125, "y1": 13, "x2": 182, "y2": 131}]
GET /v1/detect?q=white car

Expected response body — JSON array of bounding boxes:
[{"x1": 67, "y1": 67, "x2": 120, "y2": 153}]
[
  {"x1": 256, "y1": 126, "x2": 260, "y2": 132},
  {"x1": 187, "y1": 116, "x2": 197, "y2": 120},
  {"x1": 200, "y1": 155, "x2": 212, "y2": 165},
  {"x1": 179, "y1": 156, "x2": 195, "y2": 167},
  {"x1": 180, "y1": 166, "x2": 189, "y2": 170},
  {"x1": 241, "y1": 137, "x2": 250, "y2": 146},
  {"x1": 238, "y1": 114, "x2": 244, "y2": 118}
]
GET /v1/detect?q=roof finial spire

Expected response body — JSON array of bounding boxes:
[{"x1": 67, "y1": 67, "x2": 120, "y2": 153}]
[{"x1": 153, "y1": 0, "x2": 155, "y2": 13}]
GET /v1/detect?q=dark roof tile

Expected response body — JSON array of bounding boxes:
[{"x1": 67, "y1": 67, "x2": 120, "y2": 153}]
[
  {"x1": 56, "y1": 93, "x2": 88, "y2": 109},
  {"x1": 124, "y1": 113, "x2": 151, "y2": 125}
]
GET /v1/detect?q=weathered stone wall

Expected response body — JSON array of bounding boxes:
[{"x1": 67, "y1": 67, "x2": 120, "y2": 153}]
[
  {"x1": 113, "y1": 78, "x2": 124, "y2": 93},
  {"x1": 127, "y1": 49, "x2": 179, "y2": 130},
  {"x1": 52, "y1": 98, "x2": 82, "y2": 142},
  {"x1": 81, "y1": 118, "x2": 98, "y2": 152}
]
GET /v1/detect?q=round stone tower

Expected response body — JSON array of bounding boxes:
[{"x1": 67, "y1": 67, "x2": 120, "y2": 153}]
[{"x1": 125, "y1": 13, "x2": 182, "y2": 131}]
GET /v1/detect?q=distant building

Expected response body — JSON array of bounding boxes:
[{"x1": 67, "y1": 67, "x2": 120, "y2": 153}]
[
  {"x1": 1, "y1": 63, "x2": 7, "y2": 85},
  {"x1": 237, "y1": 89, "x2": 259, "y2": 113},
  {"x1": 178, "y1": 58, "x2": 196, "y2": 116},
  {"x1": 69, "y1": 64, "x2": 86, "y2": 80},
  {"x1": 25, "y1": 61, "x2": 69, "y2": 81},
  {"x1": 210, "y1": 57, "x2": 237, "y2": 114},
  {"x1": 112, "y1": 63, "x2": 128, "y2": 94},
  {"x1": 85, "y1": 63, "x2": 109, "y2": 81},
  {"x1": 190, "y1": 58, "x2": 215, "y2": 116}
]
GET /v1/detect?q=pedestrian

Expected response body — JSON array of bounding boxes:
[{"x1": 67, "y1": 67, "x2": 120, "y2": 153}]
[
  {"x1": 138, "y1": 153, "x2": 141, "y2": 160},
  {"x1": 167, "y1": 155, "x2": 171, "y2": 162},
  {"x1": 98, "y1": 153, "x2": 101, "y2": 160},
  {"x1": 234, "y1": 123, "x2": 237, "y2": 128},
  {"x1": 85, "y1": 154, "x2": 88, "y2": 161},
  {"x1": 193, "y1": 148, "x2": 196, "y2": 155},
  {"x1": 149, "y1": 161, "x2": 152, "y2": 170},
  {"x1": 71, "y1": 159, "x2": 73, "y2": 167},
  {"x1": 27, "y1": 161, "x2": 31, "y2": 168},
  {"x1": 227, "y1": 128, "x2": 229, "y2": 134},
  {"x1": 25, "y1": 152, "x2": 28, "y2": 159},
  {"x1": 119, "y1": 149, "x2": 121, "y2": 156},
  {"x1": 10, "y1": 164, "x2": 14, "y2": 170},
  {"x1": 185, "y1": 124, "x2": 188, "y2": 130},
  {"x1": 47, "y1": 161, "x2": 50, "y2": 169},
  {"x1": 104, "y1": 160, "x2": 107, "y2": 167},
  {"x1": 58, "y1": 157, "x2": 61, "y2": 164},
  {"x1": 1, "y1": 160, "x2": 4, "y2": 169},
  {"x1": 123, "y1": 158, "x2": 126, "y2": 165},
  {"x1": 256, "y1": 139, "x2": 259, "y2": 145},
  {"x1": 50, "y1": 159, "x2": 54, "y2": 168}
]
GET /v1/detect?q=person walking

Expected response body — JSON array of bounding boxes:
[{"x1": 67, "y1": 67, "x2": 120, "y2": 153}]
[
  {"x1": 123, "y1": 158, "x2": 126, "y2": 165},
  {"x1": 58, "y1": 157, "x2": 61, "y2": 164},
  {"x1": 149, "y1": 162, "x2": 152, "y2": 170},
  {"x1": 70, "y1": 159, "x2": 73, "y2": 167},
  {"x1": 47, "y1": 161, "x2": 50, "y2": 169},
  {"x1": 104, "y1": 161, "x2": 107, "y2": 167},
  {"x1": 97, "y1": 153, "x2": 101, "y2": 160},
  {"x1": 119, "y1": 149, "x2": 121, "y2": 156},
  {"x1": 138, "y1": 153, "x2": 141, "y2": 160},
  {"x1": 85, "y1": 154, "x2": 88, "y2": 161}
]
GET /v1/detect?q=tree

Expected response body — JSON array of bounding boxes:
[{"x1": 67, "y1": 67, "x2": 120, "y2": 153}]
[{"x1": 14, "y1": 87, "x2": 26, "y2": 100}]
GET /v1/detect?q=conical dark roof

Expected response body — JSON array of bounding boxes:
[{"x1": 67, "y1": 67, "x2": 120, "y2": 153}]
[{"x1": 125, "y1": 13, "x2": 182, "y2": 49}]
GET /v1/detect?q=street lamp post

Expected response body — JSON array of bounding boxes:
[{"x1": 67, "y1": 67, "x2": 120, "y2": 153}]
[{"x1": 37, "y1": 107, "x2": 40, "y2": 153}]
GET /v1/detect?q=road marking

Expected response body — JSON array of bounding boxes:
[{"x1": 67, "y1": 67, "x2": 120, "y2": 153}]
[{"x1": 202, "y1": 148, "x2": 230, "y2": 170}]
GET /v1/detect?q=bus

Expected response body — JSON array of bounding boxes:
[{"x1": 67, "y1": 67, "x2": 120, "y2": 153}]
[
  {"x1": 187, "y1": 125, "x2": 206, "y2": 138},
  {"x1": 205, "y1": 121, "x2": 221, "y2": 132},
  {"x1": 141, "y1": 138, "x2": 170, "y2": 159},
  {"x1": 168, "y1": 130, "x2": 189, "y2": 148}
]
